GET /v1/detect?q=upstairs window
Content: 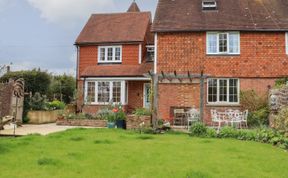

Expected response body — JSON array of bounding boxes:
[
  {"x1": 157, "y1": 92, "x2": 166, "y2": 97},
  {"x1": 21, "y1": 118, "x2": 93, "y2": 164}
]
[
  {"x1": 146, "y1": 45, "x2": 155, "y2": 61},
  {"x1": 207, "y1": 32, "x2": 240, "y2": 55},
  {"x1": 98, "y1": 46, "x2": 122, "y2": 63}
]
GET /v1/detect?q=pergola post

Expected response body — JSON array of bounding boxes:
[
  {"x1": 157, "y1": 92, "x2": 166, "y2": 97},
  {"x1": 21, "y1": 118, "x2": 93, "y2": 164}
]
[{"x1": 152, "y1": 73, "x2": 159, "y2": 129}]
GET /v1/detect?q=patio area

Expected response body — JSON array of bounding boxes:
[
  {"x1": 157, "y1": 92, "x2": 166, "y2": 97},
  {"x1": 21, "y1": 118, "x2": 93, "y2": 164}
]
[{"x1": 0, "y1": 123, "x2": 94, "y2": 136}]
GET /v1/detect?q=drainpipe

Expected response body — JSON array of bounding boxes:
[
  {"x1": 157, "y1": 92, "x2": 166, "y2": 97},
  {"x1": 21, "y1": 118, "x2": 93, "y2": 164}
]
[
  {"x1": 200, "y1": 71, "x2": 205, "y2": 122},
  {"x1": 75, "y1": 45, "x2": 80, "y2": 89}
]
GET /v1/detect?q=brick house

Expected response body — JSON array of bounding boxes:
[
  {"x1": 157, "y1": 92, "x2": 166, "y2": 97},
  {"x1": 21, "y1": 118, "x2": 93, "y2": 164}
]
[
  {"x1": 75, "y1": 2, "x2": 154, "y2": 113},
  {"x1": 152, "y1": 0, "x2": 288, "y2": 124},
  {"x1": 76, "y1": 0, "x2": 288, "y2": 124}
]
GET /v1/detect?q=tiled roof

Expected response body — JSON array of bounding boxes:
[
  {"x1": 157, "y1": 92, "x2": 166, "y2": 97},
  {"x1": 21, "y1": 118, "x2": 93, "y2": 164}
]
[
  {"x1": 152, "y1": 0, "x2": 288, "y2": 32},
  {"x1": 80, "y1": 63, "x2": 153, "y2": 77},
  {"x1": 76, "y1": 12, "x2": 151, "y2": 45},
  {"x1": 127, "y1": 2, "x2": 140, "y2": 12}
]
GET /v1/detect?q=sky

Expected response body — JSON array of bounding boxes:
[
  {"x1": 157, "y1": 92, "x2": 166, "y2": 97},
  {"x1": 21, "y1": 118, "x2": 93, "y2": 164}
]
[{"x1": 0, "y1": 0, "x2": 157, "y2": 76}]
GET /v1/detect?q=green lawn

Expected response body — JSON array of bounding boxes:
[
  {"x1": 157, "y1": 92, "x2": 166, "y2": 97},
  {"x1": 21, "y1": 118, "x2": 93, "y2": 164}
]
[{"x1": 0, "y1": 129, "x2": 288, "y2": 178}]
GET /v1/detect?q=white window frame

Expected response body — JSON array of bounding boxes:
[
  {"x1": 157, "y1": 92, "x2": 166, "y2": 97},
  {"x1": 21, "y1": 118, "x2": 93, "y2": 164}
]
[
  {"x1": 84, "y1": 80, "x2": 126, "y2": 105},
  {"x1": 207, "y1": 78, "x2": 240, "y2": 105},
  {"x1": 98, "y1": 46, "x2": 122, "y2": 63},
  {"x1": 286, "y1": 32, "x2": 288, "y2": 55},
  {"x1": 206, "y1": 32, "x2": 240, "y2": 55}
]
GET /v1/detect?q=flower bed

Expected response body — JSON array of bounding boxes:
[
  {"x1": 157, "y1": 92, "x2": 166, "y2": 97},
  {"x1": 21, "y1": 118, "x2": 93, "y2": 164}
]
[{"x1": 56, "y1": 119, "x2": 107, "y2": 127}]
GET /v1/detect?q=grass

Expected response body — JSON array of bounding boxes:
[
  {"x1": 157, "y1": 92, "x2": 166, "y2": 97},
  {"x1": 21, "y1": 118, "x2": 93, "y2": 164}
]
[{"x1": 0, "y1": 129, "x2": 288, "y2": 178}]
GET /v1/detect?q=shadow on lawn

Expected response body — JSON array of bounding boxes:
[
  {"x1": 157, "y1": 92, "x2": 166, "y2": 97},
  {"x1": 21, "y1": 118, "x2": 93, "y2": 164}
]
[
  {"x1": 37, "y1": 157, "x2": 60, "y2": 166},
  {"x1": 94, "y1": 139, "x2": 114, "y2": 144},
  {"x1": 186, "y1": 171, "x2": 211, "y2": 178}
]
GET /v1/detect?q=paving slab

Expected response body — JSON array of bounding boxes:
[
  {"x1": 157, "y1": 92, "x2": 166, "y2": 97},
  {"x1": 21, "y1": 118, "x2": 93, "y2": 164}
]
[{"x1": 0, "y1": 123, "x2": 95, "y2": 136}]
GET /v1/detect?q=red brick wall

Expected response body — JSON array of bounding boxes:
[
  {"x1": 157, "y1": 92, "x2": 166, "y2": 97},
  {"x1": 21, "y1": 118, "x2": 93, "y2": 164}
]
[
  {"x1": 157, "y1": 32, "x2": 288, "y2": 77},
  {"x1": 158, "y1": 78, "x2": 276, "y2": 124},
  {"x1": 0, "y1": 82, "x2": 13, "y2": 117},
  {"x1": 128, "y1": 81, "x2": 147, "y2": 111},
  {"x1": 79, "y1": 44, "x2": 140, "y2": 77}
]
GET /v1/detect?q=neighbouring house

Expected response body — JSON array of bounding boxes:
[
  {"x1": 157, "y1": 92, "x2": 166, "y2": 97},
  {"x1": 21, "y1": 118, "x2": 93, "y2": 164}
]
[
  {"x1": 76, "y1": 0, "x2": 288, "y2": 125},
  {"x1": 152, "y1": 0, "x2": 288, "y2": 124},
  {"x1": 75, "y1": 2, "x2": 154, "y2": 113}
]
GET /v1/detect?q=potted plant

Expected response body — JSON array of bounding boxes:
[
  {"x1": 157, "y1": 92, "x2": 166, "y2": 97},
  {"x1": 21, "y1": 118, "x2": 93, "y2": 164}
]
[
  {"x1": 112, "y1": 105, "x2": 126, "y2": 129},
  {"x1": 107, "y1": 112, "x2": 116, "y2": 129},
  {"x1": 115, "y1": 110, "x2": 126, "y2": 129}
]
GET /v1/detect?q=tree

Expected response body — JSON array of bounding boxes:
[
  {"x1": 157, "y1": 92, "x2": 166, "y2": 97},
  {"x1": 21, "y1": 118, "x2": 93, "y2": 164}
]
[{"x1": 47, "y1": 74, "x2": 76, "y2": 104}]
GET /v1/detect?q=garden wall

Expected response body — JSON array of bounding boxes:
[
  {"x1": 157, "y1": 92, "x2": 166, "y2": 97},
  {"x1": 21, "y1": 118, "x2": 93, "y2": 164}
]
[
  {"x1": 126, "y1": 115, "x2": 151, "y2": 129},
  {"x1": 56, "y1": 119, "x2": 107, "y2": 127},
  {"x1": 269, "y1": 86, "x2": 288, "y2": 127},
  {"x1": 27, "y1": 110, "x2": 60, "y2": 124},
  {"x1": 0, "y1": 81, "x2": 23, "y2": 122}
]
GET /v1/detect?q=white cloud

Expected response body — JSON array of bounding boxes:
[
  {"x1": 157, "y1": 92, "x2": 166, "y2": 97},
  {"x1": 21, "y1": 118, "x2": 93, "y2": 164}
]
[{"x1": 26, "y1": 0, "x2": 115, "y2": 27}]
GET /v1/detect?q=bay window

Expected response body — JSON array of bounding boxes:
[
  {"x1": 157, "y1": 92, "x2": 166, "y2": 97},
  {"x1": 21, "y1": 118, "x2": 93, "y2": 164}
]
[
  {"x1": 98, "y1": 46, "x2": 122, "y2": 63},
  {"x1": 85, "y1": 81, "x2": 126, "y2": 104},
  {"x1": 208, "y1": 78, "x2": 239, "y2": 104},
  {"x1": 207, "y1": 32, "x2": 240, "y2": 54}
]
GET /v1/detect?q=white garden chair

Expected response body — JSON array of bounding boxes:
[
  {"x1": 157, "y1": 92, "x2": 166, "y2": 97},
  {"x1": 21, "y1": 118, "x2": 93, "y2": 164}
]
[
  {"x1": 211, "y1": 110, "x2": 226, "y2": 131},
  {"x1": 241, "y1": 110, "x2": 249, "y2": 128},
  {"x1": 230, "y1": 110, "x2": 243, "y2": 129},
  {"x1": 187, "y1": 108, "x2": 200, "y2": 131}
]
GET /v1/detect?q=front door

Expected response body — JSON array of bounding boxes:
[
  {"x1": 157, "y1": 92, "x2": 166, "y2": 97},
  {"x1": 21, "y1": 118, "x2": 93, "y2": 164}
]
[{"x1": 144, "y1": 83, "x2": 151, "y2": 109}]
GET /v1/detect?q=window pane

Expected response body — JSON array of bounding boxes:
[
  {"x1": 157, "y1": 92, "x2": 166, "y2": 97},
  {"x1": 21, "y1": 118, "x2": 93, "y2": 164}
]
[
  {"x1": 107, "y1": 48, "x2": 113, "y2": 61},
  {"x1": 115, "y1": 47, "x2": 121, "y2": 61},
  {"x1": 229, "y1": 33, "x2": 239, "y2": 53},
  {"x1": 229, "y1": 79, "x2": 238, "y2": 102},
  {"x1": 207, "y1": 33, "x2": 217, "y2": 53},
  {"x1": 100, "y1": 48, "x2": 105, "y2": 61},
  {"x1": 98, "y1": 82, "x2": 110, "y2": 103},
  {"x1": 219, "y1": 79, "x2": 227, "y2": 102},
  {"x1": 112, "y1": 82, "x2": 121, "y2": 103},
  {"x1": 219, "y1": 33, "x2": 228, "y2": 53},
  {"x1": 208, "y1": 79, "x2": 217, "y2": 102},
  {"x1": 87, "y1": 82, "x2": 95, "y2": 102}
]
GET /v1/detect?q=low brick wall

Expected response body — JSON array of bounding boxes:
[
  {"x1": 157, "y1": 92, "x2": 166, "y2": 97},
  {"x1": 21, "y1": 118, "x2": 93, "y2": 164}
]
[
  {"x1": 56, "y1": 119, "x2": 107, "y2": 127},
  {"x1": 126, "y1": 115, "x2": 151, "y2": 129}
]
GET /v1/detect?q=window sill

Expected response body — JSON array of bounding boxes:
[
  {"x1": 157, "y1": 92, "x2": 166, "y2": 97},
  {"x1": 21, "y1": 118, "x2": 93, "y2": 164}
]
[
  {"x1": 206, "y1": 54, "x2": 240, "y2": 57},
  {"x1": 206, "y1": 103, "x2": 241, "y2": 107},
  {"x1": 85, "y1": 103, "x2": 127, "y2": 106},
  {"x1": 98, "y1": 62, "x2": 122, "y2": 65}
]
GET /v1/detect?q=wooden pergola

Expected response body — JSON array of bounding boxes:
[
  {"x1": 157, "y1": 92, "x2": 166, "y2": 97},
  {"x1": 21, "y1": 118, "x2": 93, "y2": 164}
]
[{"x1": 146, "y1": 70, "x2": 209, "y2": 128}]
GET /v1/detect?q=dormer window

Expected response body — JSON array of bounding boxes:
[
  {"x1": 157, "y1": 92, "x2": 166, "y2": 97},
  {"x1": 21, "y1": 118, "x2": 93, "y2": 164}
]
[
  {"x1": 98, "y1": 46, "x2": 122, "y2": 63},
  {"x1": 202, "y1": 0, "x2": 217, "y2": 10},
  {"x1": 146, "y1": 45, "x2": 155, "y2": 61}
]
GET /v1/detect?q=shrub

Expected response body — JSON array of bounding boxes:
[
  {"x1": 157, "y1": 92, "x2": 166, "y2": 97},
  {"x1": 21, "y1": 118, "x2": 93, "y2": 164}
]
[
  {"x1": 275, "y1": 78, "x2": 288, "y2": 88},
  {"x1": 96, "y1": 108, "x2": 113, "y2": 120},
  {"x1": 240, "y1": 90, "x2": 269, "y2": 127},
  {"x1": 190, "y1": 122, "x2": 207, "y2": 137},
  {"x1": 47, "y1": 100, "x2": 65, "y2": 110},
  {"x1": 248, "y1": 107, "x2": 269, "y2": 127},
  {"x1": 29, "y1": 92, "x2": 47, "y2": 111},
  {"x1": 274, "y1": 106, "x2": 288, "y2": 134},
  {"x1": 219, "y1": 126, "x2": 238, "y2": 138},
  {"x1": 206, "y1": 128, "x2": 217, "y2": 138},
  {"x1": 133, "y1": 108, "x2": 151, "y2": 116}
]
